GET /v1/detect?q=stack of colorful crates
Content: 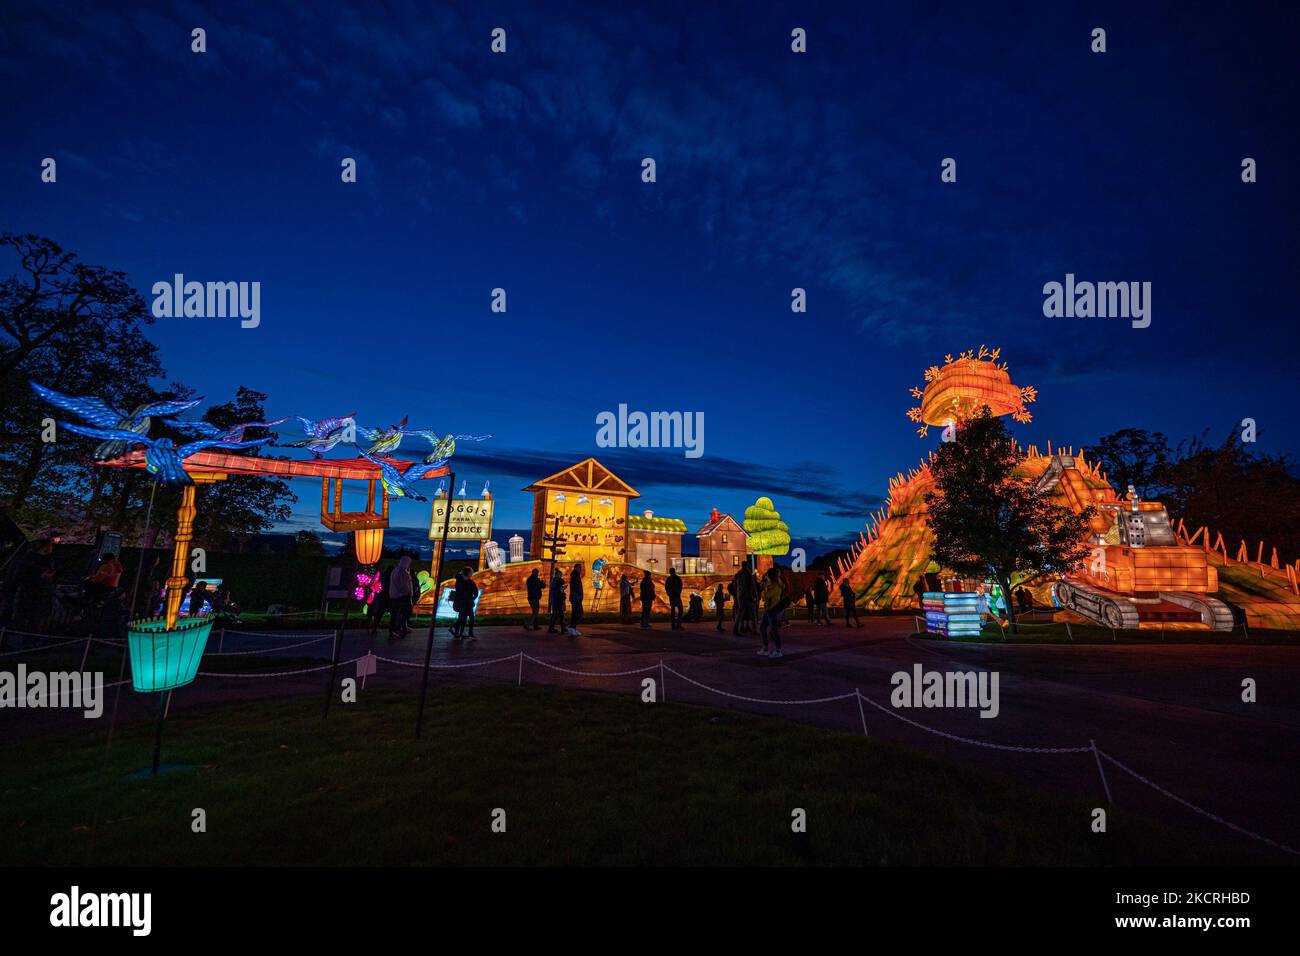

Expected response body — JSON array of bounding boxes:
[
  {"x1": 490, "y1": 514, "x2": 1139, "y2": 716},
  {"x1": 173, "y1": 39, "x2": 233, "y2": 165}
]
[{"x1": 923, "y1": 591, "x2": 982, "y2": 637}]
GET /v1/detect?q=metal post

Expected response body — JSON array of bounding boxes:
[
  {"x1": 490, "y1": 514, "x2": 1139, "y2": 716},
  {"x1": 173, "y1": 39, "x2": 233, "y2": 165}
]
[
  {"x1": 416, "y1": 471, "x2": 455, "y2": 739},
  {"x1": 1091, "y1": 740, "x2": 1113, "y2": 805},
  {"x1": 150, "y1": 690, "x2": 169, "y2": 776},
  {"x1": 127, "y1": 482, "x2": 158, "y2": 620},
  {"x1": 322, "y1": 627, "x2": 343, "y2": 720},
  {"x1": 545, "y1": 516, "x2": 561, "y2": 592}
]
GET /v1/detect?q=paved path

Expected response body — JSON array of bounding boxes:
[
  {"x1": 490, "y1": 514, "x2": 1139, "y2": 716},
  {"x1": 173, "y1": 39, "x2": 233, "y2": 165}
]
[{"x1": 6, "y1": 616, "x2": 1298, "y2": 859}]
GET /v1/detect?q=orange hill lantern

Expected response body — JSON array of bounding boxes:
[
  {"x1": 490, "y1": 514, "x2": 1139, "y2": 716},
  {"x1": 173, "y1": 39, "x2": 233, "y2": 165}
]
[{"x1": 907, "y1": 345, "x2": 1037, "y2": 438}]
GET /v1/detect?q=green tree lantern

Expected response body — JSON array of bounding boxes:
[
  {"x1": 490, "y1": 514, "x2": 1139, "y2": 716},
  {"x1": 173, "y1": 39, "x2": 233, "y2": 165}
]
[{"x1": 743, "y1": 496, "x2": 791, "y2": 555}]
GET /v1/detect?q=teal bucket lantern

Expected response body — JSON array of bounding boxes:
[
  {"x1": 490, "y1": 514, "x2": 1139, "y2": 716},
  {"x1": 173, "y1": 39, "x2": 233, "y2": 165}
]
[
  {"x1": 126, "y1": 616, "x2": 213, "y2": 776},
  {"x1": 127, "y1": 617, "x2": 213, "y2": 692}
]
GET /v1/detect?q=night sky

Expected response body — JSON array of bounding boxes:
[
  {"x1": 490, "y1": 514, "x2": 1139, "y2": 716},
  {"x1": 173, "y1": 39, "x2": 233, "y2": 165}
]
[{"x1": 4, "y1": 1, "x2": 1296, "y2": 556}]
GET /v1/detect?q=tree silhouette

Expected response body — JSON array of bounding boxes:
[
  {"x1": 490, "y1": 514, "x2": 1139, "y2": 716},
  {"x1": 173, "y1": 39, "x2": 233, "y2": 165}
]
[
  {"x1": 0, "y1": 233, "x2": 152, "y2": 375},
  {"x1": 2, "y1": 234, "x2": 168, "y2": 531},
  {"x1": 1091, "y1": 428, "x2": 1171, "y2": 498}
]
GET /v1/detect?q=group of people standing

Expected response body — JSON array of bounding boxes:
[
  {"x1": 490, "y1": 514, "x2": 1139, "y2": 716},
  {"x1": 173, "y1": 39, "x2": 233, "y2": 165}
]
[
  {"x1": 523, "y1": 561, "x2": 585, "y2": 636},
  {"x1": 513, "y1": 561, "x2": 869, "y2": 659},
  {"x1": 364, "y1": 557, "x2": 480, "y2": 640},
  {"x1": 365, "y1": 555, "x2": 417, "y2": 640},
  {"x1": 614, "y1": 566, "x2": 671, "y2": 630},
  {"x1": 803, "y1": 575, "x2": 863, "y2": 628}
]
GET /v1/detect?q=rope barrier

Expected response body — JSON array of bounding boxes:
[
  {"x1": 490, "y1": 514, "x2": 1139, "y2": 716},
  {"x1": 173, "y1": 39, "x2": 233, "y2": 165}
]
[
  {"x1": 197, "y1": 658, "x2": 361, "y2": 679},
  {"x1": 0, "y1": 628, "x2": 73, "y2": 640},
  {"x1": 522, "y1": 654, "x2": 660, "y2": 678},
  {"x1": 374, "y1": 653, "x2": 521, "y2": 670},
  {"x1": 39, "y1": 677, "x2": 133, "y2": 705},
  {"x1": 662, "y1": 665, "x2": 858, "y2": 706},
  {"x1": 205, "y1": 634, "x2": 336, "y2": 656},
  {"x1": 854, "y1": 690, "x2": 1091, "y2": 754},
  {"x1": 0, "y1": 638, "x2": 84, "y2": 657},
  {"x1": 1095, "y1": 748, "x2": 1300, "y2": 858},
  {"x1": 220, "y1": 628, "x2": 336, "y2": 639}
]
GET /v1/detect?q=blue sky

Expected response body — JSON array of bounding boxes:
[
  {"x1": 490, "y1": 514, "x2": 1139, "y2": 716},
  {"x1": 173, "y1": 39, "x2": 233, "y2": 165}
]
[{"x1": 3, "y1": 1, "x2": 1297, "y2": 555}]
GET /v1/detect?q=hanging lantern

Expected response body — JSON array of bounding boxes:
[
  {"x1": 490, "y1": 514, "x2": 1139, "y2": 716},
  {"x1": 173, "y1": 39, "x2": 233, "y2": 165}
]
[
  {"x1": 353, "y1": 527, "x2": 385, "y2": 565},
  {"x1": 320, "y1": 473, "x2": 389, "y2": 563},
  {"x1": 126, "y1": 617, "x2": 213, "y2": 693}
]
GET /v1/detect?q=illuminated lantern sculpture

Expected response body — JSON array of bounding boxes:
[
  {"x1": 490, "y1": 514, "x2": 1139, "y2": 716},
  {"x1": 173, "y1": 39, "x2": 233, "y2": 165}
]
[
  {"x1": 127, "y1": 617, "x2": 213, "y2": 692},
  {"x1": 743, "y1": 496, "x2": 791, "y2": 556},
  {"x1": 41, "y1": 382, "x2": 454, "y2": 768},
  {"x1": 322, "y1": 473, "x2": 388, "y2": 565},
  {"x1": 353, "y1": 527, "x2": 385, "y2": 566},
  {"x1": 354, "y1": 570, "x2": 383, "y2": 611},
  {"x1": 906, "y1": 345, "x2": 1037, "y2": 438}
]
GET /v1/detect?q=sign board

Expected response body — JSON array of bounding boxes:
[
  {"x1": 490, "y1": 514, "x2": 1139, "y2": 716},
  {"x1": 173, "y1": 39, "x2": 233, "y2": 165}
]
[
  {"x1": 322, "y1": 565, "x2": 352, "y2": 601},
  {"x1": 427, "y1": 498, "x2": 495, "y2": 541}
]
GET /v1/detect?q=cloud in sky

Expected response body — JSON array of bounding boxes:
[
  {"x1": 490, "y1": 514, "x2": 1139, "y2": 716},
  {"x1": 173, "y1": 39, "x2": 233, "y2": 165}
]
[{"x1": 387, "y1": 443, "x2": 884, "y2": 518}]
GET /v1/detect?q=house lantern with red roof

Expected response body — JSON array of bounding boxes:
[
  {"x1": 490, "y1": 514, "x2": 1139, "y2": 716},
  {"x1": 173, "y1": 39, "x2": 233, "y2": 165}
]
[{"x1": 696, "y1": 508, "x2": 748, "y2": 573}]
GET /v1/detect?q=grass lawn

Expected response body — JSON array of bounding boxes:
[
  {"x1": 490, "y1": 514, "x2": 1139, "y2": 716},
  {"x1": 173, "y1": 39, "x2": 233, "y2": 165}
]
[{"x1": 0, "y1": 683, "x2": 1276, "y2": 866}]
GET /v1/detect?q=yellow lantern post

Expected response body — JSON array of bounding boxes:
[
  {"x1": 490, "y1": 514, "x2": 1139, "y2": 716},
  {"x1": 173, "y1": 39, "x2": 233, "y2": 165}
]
[
  {"x1": 163, "y1": 473, "x2": 226, "y2": 630},
  {"x1": 162, "y1": 485, "x2": 196, "y2": 630}
]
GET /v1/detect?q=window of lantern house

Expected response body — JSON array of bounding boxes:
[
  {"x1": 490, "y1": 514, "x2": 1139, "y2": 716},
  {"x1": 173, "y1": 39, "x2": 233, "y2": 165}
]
[
  {"x1": 732, "y1": 555, "x2": 740, "y2": 567},
  {"x1": 721, "y1": 533, "x2": 728, "y2": 544}
]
